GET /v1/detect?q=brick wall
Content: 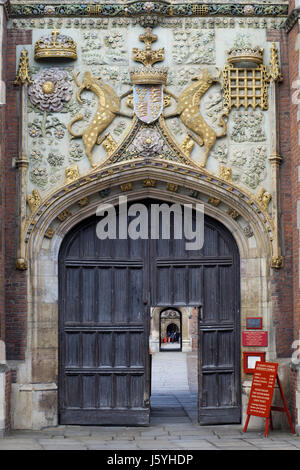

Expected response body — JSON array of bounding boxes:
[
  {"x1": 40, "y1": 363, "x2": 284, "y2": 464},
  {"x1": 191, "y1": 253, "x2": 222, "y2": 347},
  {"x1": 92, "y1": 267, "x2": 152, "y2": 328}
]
[
  {"x1": 265, "y1": 29, "x2": 294, "y2": 357},
  {"x1": 0, "y1": 3, "x2": 7, "y2": 345},
  {"x1": 286, "y1": 5, "x2": 300, "y2": 423},
  {"x1": 5, "y1": 29, "x2": 32, "y2": 360}
]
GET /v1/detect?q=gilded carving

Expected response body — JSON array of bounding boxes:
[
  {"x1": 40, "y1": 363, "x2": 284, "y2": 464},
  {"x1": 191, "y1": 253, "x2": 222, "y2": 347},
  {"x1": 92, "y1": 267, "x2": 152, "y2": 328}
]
[
  {"x1": 14, "y1": 50, "x2": 32, "y2": 86},
  {"x1": 27, "y1": 189, "x2": 42, "y2": 213},
  {"x1": 78, "y1": 197, "x2": 90, "y2": 207},
  {"x1": 120, "y1": 183, "x2": 132, "y2": 192},
  {"x1": 57, "y1": 209, "x2": 72, "y2": 222},
  {"x1": 268, "y1": 42, "x2": 283, "y2": 83},
  {"x1": 44, "y1": 227, "x2": 55, "y2": 239},
  {"x1": 257, "y1": 188, "x2": 272, "y2": 210},
  {"x1": 167, "y1": 183, "x2": 178, "y2": 192},
  {"x1": 219, "y1": 166, "x2": 232, "y2": 181},
  {"x1": 143, "y1": 178, "x2": 156, "y2": 188},
  {"x1": 132, "y1": 28, "x2": 164, "y2": 67},
  {"x1": 102, "y1": 134, "x2": 117, "y2": 156},
  {"x1": 34, "y1": 30, "x2": 77, "y2": 60},
  {"x1": 65, "y1": 165, "x2": 80, "y2": 184},
  {"x1": 165, "y1": 69, "x2": 228, "y2": 167},
  {"x1": 271, "y1": 255, "x2": 283, "y2": 269},
  {"x1": 68, "y1": 71, "x2": 127, "y2": 167},
  {"x1": 180, "y1": 136, "x2": 195, "y2": 157},
  {"x1": 208, "y1": 197, "x2": 221, "y2": 207},
  {"x1": 227, "y1": 208, "x2": 239, "y2": 220},
  {"x1": 16, "y1": 258, "x2": 28, "y2": 271}
]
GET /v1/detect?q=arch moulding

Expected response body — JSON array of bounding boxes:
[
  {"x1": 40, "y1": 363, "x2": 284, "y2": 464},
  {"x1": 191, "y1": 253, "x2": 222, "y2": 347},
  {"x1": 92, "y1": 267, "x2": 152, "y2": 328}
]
[{"x1": 10, "y1": 164, "x2": 277, "y2": 430}]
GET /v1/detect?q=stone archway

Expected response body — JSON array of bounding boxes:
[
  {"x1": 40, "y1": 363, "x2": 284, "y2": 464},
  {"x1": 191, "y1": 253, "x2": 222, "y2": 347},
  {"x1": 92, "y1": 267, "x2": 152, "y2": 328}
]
[
  {"x1": 11, "y1": 165, "x2": 275, "y2": 429},
  {"x1": 150, "y1": 307, "x2": 192, "y2": 352}
]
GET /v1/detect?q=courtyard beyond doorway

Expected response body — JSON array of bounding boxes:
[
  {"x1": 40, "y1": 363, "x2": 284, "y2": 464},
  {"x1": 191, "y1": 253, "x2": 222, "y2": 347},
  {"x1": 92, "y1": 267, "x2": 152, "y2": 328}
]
[{"x1": 150, "y1": 351, "x2": 198, "y2": 424}]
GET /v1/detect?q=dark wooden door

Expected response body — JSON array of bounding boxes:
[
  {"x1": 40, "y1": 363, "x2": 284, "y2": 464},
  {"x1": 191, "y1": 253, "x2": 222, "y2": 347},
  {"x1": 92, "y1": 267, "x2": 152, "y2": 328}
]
[
  {"x1": 59, "y1": 216, "x2": 150, "y2": 425},
  {"x1": 198, "y1": 219, "x2": 241, "y2": 424}
]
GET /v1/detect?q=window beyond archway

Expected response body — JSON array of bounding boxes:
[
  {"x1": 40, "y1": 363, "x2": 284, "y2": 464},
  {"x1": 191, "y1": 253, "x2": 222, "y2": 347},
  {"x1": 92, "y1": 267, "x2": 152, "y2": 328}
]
[{"x1": 160, "y1": 309, "x2": 182, "y2": 351}]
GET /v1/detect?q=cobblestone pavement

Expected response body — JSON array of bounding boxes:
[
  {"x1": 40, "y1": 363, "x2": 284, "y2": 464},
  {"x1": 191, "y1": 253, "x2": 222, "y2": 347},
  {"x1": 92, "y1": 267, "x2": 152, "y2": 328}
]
[{"x1": 1, "y1": 352, "x2": 299, "y2": 450}]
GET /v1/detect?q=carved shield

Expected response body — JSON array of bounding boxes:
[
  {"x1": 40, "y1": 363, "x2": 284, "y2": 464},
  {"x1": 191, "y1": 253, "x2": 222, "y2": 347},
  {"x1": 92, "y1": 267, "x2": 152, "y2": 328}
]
[{"x1": 133, "y1": 84, "x2": 164, "y2": 124}]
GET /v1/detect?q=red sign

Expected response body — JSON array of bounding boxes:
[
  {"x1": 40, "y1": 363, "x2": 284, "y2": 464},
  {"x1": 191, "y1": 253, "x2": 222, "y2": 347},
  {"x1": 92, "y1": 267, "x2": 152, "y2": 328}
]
[
  {"x1": 242, "y1": 331, "x2": 268, "y2": 347},
  {"x1": 247, "y1": 362, "x2": 278, "y2": 418},
  {"x1": 244, "y1": 362, "x2": 295, "y2": 437}
]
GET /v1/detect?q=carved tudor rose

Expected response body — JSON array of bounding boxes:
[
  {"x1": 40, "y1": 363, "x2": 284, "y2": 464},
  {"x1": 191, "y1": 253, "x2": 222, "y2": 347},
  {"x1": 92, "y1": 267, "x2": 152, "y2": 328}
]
[{"x1": 28, "y1": 68, "x2": 72, "y2": 112}]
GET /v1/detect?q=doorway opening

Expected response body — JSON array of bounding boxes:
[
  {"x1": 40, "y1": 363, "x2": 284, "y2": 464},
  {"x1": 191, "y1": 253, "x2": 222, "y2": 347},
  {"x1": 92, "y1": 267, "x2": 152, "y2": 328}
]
[{"x1": 150, "y1": 306, "x2": 198, "y2": 424}]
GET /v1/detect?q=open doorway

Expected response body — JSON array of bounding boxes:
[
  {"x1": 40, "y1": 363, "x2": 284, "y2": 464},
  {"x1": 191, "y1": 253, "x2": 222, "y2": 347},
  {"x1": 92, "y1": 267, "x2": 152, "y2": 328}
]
[
  {"x1": 160, "y1": 308, "x2": 182, "y2": 351},
  {"x1": 150, "y1": 306, "x2": 198, "y2": 424}
]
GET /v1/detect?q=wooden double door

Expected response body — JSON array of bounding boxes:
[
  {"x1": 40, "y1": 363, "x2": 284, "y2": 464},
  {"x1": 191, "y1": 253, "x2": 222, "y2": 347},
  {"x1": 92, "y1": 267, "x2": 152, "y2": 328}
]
[{"x1": 59, "y1": 199, "x2": 241, "y2": 425}]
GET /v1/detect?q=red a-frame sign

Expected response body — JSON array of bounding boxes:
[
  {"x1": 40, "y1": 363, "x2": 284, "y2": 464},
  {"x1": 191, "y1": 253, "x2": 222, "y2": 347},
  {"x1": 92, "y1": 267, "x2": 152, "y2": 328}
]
[{"x1": 243, "y1": 361, "x2": 295, "y2": 437}]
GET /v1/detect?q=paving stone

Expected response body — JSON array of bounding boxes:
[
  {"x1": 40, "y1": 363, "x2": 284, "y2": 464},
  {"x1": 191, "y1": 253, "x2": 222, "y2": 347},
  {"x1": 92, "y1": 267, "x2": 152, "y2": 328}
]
[
  {"x1": 0, "y1": 441, "x2": 43, "y2": 450},
  {"x1": 169, "y1": 439, "x2": 217, "y2": 450}
]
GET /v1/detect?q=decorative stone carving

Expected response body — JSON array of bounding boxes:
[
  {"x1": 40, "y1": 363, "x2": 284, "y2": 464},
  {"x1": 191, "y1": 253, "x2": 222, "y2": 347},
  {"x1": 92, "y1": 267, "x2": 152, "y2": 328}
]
[
  {"x1": 78, "y1": 197, "x2": 90, "y2": 207},
  {"x1": 57, "y1": 209, "x2": 72, "y2": 222},
  {"x1": 34, "y1": 29, "x2": 77, "y2": 61},
  {"x1": 165, "y1": 69, "x2": 228, "y2": 167},
  {"x1": 219, "y1": 166, "x2": 232, "y2": 181},
  {"x1": 69, "y1": 143, "x2": 84, "y2": 161},
  {"x1": 28, "y1": 68, "x2": 72, "y2": 112},
  {"x1": 14, "y1": 50, "x2": 32, "y2": 86},
  {"x1": 271, "y1": 255, "x2": 283, "y2": 269},
  {"x1": 143, "y1": 178, "x2": 156, "y2": 188},
  {"x1": 15, "y1": 258, "x2": 28, "y2": 271},
  {"x1": 29, "y1": 167, "x2": 48, "y2": 188},
  {"x1": 227, "y1": 208, "x2": 239, "y2": 220},
  {"x1": 173, "y1": 30, "x2": 215, "y2": 65},
  {"x1": 102, "y1": 134, "x2": 117, "y2": 156},
  {"x1": 167, "y1": 183, "x2": 178, "y2": 192},
  {"x1": 180, "y1": 136, "x2": 195, "y2": 157},
  {"x1": 27, "y1": 189, "x2": 42, "y2": 213},
  {"x1": 130, "y1": 128, "x2": 163, "y2": 157},
  {"x1": 120, "y1": 183, "x2": 132, "y2": 192},
  {"x1": 65, "y1": 165, "x2": 80, "y2": 184},
  {"x1": 257, "y1": 188, "x2": 272, "y2": 210},
  {"x1": 68, "y1": 71, "x2": 122, "y2": 167},
  {"x1": 44, "y1": 227, "x2": 55, "y2": 239},
  {"x1": 28, "y1": 115, "x2": 67, "y2": 140},
  {"x1": 231, "y1": 111, "x2": 266, "y2": 143},
  {"x1": 208, "y1": 197, "x2": 221, "y2": 207},
  {"x1": 243, "y1": 225, "x2": 254, "y2": 238},
  {"x1": 47, "y1": 152, "x2": 64, "y2": 167}
]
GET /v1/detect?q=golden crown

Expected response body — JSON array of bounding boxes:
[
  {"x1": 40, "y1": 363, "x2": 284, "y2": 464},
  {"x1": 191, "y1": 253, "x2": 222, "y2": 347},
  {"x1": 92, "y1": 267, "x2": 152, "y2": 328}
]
[
  {"x1": 34, "y1": 30, "x2": 77, "y2": 60},
  {"x1": 227, "y1": 46, "x2": 264, "y2": 67},
  {"x1": 130, "y1": 66, "x2": 168, "y2": 85}
]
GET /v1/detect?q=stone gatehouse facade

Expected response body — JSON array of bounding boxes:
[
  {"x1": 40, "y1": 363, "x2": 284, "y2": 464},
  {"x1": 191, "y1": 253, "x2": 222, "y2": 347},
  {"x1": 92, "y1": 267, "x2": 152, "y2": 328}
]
[{"x1": 0, "y1": 0, "x2": 300, "y2": 433}]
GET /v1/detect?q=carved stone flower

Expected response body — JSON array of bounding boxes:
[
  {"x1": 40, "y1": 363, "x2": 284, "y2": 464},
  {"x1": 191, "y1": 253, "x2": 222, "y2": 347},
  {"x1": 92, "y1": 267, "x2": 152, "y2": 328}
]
[
  {"x1": 243, "y1": 5, "x2": 255, "y2": 16},
  {"x1": 130, "y1": 129, "x2": 163, "y2": 157},
  {"x1": 143, "y1": 2, "x2": 155, "y2": 12},
  {"x1": 28, "y1": 67, "x2": 72, "y2": 112}
]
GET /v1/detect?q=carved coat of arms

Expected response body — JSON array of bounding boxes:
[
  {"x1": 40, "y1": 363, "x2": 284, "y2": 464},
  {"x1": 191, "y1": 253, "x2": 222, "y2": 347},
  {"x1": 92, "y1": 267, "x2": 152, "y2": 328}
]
[{"x1": 133, "y1": 84, "x2": 164, "y2": 124}]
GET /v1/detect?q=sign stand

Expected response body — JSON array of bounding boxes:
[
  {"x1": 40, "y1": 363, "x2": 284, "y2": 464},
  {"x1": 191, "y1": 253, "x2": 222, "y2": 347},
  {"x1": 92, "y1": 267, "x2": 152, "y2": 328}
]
[{"x1": 243, "y1": 362, "x2": 296, "y2": 437}]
